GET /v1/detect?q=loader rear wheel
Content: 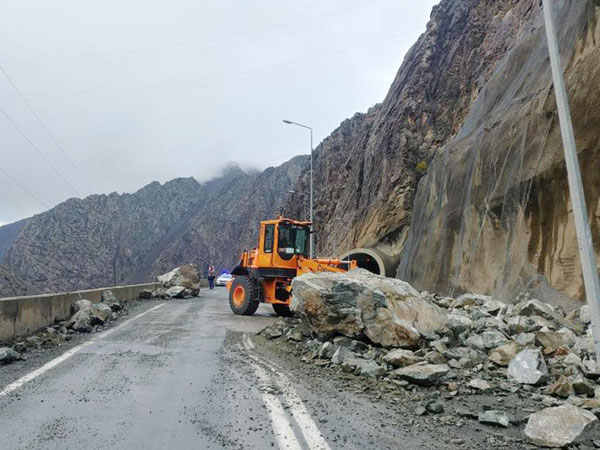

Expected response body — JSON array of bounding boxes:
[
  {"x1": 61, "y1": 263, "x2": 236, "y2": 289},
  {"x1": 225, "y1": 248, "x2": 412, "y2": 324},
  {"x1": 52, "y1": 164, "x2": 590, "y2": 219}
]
[
  {"x1": 229, "y1": 276, "x2": 259, "y2": 316},
  {"x1": 272, "y1": 303, "x2": 293, "y2": 317}
]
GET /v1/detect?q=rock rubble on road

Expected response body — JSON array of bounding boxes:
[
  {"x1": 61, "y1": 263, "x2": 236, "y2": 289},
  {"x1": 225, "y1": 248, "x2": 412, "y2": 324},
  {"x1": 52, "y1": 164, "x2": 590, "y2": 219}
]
[
  {"x1": 1, "y1": 290, "x2": 164, "y2": 367},
  {"x1": 157, "y1": 264, "x2": 201, "y2": 297},
  {"x1": 259, "y1": 270, "x2": 600, "y2": 448}
]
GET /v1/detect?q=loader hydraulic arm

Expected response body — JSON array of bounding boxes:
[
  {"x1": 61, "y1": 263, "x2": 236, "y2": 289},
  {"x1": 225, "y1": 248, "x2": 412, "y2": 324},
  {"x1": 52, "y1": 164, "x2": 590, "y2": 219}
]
[{"x1": 296, "y1": 256, "x2": 357, "y2": 276}]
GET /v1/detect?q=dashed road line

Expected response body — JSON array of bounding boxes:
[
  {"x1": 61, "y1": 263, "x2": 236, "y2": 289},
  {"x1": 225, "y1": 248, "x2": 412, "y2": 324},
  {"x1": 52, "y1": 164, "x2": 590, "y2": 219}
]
[
  {"x1": 0, "y1": 302, "x2": 166, "y2": 399},
  {"x1": 243, "y1": 335, "x2": 332, "y2": 450}
]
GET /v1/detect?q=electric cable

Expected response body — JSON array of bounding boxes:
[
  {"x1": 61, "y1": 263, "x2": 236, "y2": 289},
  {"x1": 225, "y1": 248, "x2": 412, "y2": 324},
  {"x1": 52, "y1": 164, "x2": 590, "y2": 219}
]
[
  {"x1": 0, "y1": 166, "x2": 50, "y2": 209},
  {"x1": 7, "y1": 0, "x2": 386, "y2": 64},
  {"x1": 0, "y1": 65, "x2": 95, "y2": 192},
  {"x1": 0, "y1": 104, "x2": 81, "y2": 196},
  {"x1": 32, "y1": 30, "x2": 419, "y2": 97}
]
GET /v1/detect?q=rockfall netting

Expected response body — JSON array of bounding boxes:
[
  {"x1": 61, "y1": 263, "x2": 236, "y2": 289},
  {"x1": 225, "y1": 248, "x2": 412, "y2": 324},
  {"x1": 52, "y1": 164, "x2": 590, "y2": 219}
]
[{"x1": 398, "y1": 1, "x2": 600, "y2": 304}]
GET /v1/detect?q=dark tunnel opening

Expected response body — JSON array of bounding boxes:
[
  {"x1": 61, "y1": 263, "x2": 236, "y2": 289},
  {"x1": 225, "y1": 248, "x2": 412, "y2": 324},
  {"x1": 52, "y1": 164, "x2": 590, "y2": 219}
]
[{"x1": 348, "y1": 253, "x2": 381, "y2": 275}]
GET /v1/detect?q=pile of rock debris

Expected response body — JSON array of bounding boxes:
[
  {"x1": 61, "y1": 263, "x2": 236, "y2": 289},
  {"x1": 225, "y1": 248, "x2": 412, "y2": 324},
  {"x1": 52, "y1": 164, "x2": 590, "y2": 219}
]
[
  {"x1": 0, "y1": 290, "x2": 127, "y2": 366},
  {"x1": 141, "y1": 264, "x2": 201, "y2": 299},
  {"x1": 259, "y1": 270, "x2": 600, "y2": 448},
  {"x1": 0, "y1": 264, "x2": 201, "y2": 367}
]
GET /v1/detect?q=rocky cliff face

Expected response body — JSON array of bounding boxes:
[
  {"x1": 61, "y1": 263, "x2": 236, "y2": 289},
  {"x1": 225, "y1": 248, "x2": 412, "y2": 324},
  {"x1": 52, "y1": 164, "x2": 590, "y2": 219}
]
[
  {"x1": 398, "y1": 1, "x2": 600, "y2": 301},
  {"x1": 286, "y1": 0, "x2": 542, "y2": 260},
  {"x1": 2, "y1": 157, "x2": 306, "y2": 293},
  {"x1": 286, "y1": 0, "x2": 600, "y2": 302}
]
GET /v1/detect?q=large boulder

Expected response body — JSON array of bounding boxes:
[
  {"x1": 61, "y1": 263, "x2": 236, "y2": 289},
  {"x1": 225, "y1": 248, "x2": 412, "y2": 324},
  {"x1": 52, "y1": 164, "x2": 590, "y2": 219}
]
[
  {"x1": 73, "y1": 299, "x2": 94, "y2": 313},
  {"x1": 67, "y1": 299, "x2": 113, "y2": 332},
  {"x1": 94, "y1": 303, "x2": 114, "y2": 322},
  {"x1": 68, "y1": 310, "x2": 100, "y2": 332},
  {"x1": 290, "y1": 270, "x2": 447, "y2": 348},
  {"x1": 157, "y1": 264, "x2": 200, "y2": 295},
  {"x1": 101, "y1": 290, "x2": 118, "y2": 304},
  {"x1": 524, "y1": 405, "x2": 599, "y2": 447}
]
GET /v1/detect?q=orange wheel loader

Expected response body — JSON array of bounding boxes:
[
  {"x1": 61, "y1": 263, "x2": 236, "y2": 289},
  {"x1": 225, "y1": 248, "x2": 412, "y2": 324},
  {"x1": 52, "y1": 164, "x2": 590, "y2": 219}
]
[{"x1": 227, "y1": 217, "x2": 356, "y2": 316}]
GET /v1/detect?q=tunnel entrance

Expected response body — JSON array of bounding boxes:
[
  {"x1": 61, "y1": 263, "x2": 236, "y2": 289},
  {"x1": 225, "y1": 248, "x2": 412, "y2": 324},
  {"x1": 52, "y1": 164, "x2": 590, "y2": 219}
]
[
  {"x1": 347, "y1": 253, "x2": 381, "y2": 274},
  {"x1": 340, "y1": 248, "x2": 396, "y2": 277}
]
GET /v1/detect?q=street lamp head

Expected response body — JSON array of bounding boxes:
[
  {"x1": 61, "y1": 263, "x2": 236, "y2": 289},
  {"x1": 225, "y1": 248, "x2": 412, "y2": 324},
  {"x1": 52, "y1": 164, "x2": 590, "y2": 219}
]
[{"x1": 282, "y1": 120, "x2": 293, "y2": 124}]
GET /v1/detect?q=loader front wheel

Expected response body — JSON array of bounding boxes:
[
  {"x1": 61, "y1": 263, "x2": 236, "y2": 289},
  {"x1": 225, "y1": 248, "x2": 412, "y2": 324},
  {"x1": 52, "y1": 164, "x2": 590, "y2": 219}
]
[
  {"x1": 229, "y1": 276, "x2": 259, "y2": 316},
  {"x1": 272, "y1": 303, "x2": 293, "y2": 317}
]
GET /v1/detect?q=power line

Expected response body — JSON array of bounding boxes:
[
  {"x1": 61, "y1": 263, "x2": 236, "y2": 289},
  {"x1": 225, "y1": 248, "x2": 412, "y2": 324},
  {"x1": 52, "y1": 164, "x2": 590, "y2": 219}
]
[
  {"x1": 6, "y1": 0, "x2": 385, "y2": 64},
  {"x1": 0, "y1": 65, "x2": 95, "y2": 192},
  {"x1": 0, "y1": 104, "x2": 81, "y2": 196},
  {"x1": 0, "y1": 166, "x2": 50, "y2": 209},
  {"x1": 31, "y1": 30, "x2": 420, "y2": 97}
]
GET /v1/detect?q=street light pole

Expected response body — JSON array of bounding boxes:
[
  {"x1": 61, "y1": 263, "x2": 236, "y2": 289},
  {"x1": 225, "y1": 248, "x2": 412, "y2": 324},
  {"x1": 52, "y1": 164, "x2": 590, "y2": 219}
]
[
  {"x1": 543, "y1": 0, "x2": 600, "y2": 365},
  {"x1": 283, "y1": 120, "x2": 314, "y2": 258}
]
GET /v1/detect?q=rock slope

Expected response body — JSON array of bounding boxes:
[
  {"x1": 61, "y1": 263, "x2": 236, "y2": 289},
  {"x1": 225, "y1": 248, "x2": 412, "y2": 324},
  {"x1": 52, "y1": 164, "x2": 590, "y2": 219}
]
[
  {"x1": 398, "y1": 1, "x2": 600, "y2": 301},
  {"x1": 285, "y1": 0, "x2": 600, "y2": 302},
  {"x1": 285, "y1": 0, "x2": 542, "y2": 260}
]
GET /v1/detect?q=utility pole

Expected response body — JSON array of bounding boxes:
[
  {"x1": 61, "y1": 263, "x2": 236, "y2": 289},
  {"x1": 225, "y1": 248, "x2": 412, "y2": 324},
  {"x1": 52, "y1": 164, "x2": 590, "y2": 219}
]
[
  {"x1": 543, "y1": 0, "x2": 600, "y2": 365},
  {"x1": 283, "y1": 120, "x2": 314, "y2": 258}
]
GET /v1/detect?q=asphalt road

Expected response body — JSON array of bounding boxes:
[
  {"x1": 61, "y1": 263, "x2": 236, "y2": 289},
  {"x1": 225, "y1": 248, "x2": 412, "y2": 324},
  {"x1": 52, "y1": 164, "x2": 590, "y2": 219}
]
[{"x1": 0, "y1": 289, "x2": 492, "y2": 450}]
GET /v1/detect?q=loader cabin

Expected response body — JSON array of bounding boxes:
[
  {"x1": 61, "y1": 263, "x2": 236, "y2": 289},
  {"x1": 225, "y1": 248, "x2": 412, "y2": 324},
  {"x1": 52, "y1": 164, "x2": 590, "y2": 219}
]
[
  {"x1": 260, "y1": 218, "x2": 310, "y2": 263},
  {"x1": 229, "y1": 217, "x2": 354, "y2": 317},
  {"x1": 233, "y1": 217, "x2": 311, "y2": 272}
]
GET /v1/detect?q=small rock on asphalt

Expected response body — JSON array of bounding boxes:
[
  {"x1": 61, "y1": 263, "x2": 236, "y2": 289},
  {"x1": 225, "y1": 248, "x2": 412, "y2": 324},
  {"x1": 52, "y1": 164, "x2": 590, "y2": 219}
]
[
  {"x1": 0, "y1": 347, "x2": 21, "y2": 364},
  {"x1": 478, "y1": 410, "x2": 510, "y2": 428}
]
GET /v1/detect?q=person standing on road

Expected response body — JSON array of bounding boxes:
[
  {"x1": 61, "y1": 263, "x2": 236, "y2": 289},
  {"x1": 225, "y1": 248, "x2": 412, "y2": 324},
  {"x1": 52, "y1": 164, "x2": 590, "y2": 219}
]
[{"x1": 208, "y1": 265, "x2": 216, "y2": 290}]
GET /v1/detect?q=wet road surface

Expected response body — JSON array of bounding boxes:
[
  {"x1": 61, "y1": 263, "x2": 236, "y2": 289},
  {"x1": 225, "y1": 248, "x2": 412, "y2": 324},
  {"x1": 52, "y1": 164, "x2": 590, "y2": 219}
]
[{"x1": 1, "y1": 289, "x2": 460, "y2": 450}]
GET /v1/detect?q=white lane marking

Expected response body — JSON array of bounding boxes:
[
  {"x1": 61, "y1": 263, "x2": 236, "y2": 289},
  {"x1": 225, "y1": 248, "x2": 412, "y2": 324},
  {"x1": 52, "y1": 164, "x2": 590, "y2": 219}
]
[
  {"x1": 0, "y1": 302, "x2": 166, "y2": 398},
  {"x1": 243, "y1": 335, "x2": 332, "y2": 450},
  {"x1": 250, "y1": 359, "x2": 304, "y2": 450}
]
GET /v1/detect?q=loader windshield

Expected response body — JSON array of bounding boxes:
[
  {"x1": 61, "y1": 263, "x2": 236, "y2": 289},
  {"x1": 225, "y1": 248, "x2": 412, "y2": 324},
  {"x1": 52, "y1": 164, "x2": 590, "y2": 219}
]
[{"x1": 277, "y1": 223, "x2": 309, "y2": 257}]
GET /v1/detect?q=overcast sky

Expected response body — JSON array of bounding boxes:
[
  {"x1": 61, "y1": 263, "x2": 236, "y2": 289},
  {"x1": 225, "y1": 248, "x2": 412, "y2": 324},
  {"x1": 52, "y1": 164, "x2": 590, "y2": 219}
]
[{"x1": 0, "y1": 0, "x2": 438, "y2": 225}]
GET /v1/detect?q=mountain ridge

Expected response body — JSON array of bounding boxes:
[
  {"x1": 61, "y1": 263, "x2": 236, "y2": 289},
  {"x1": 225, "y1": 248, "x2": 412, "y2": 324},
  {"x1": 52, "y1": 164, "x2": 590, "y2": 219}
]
[{"x1": 1, "y1": 157, "x2": 307, "y2": 294}]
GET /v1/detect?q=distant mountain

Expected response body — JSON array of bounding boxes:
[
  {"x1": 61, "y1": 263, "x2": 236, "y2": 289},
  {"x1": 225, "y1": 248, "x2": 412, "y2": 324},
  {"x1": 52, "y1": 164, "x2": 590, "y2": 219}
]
[
  {"x1": 0, "y1": 263, "x2": 39, "y2": 298},
  {"x1": 2, "y1": 156, "x2": 307, "y2": 294},
  {"x1": 0, "y1": 218, "x2": 27, "y2": 260}
]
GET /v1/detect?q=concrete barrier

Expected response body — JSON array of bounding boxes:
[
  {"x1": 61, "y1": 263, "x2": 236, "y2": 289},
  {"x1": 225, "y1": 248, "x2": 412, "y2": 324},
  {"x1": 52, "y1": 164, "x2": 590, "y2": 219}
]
[{"x1": 0, "y1": 282, "x2": 160, "y2": 343}]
